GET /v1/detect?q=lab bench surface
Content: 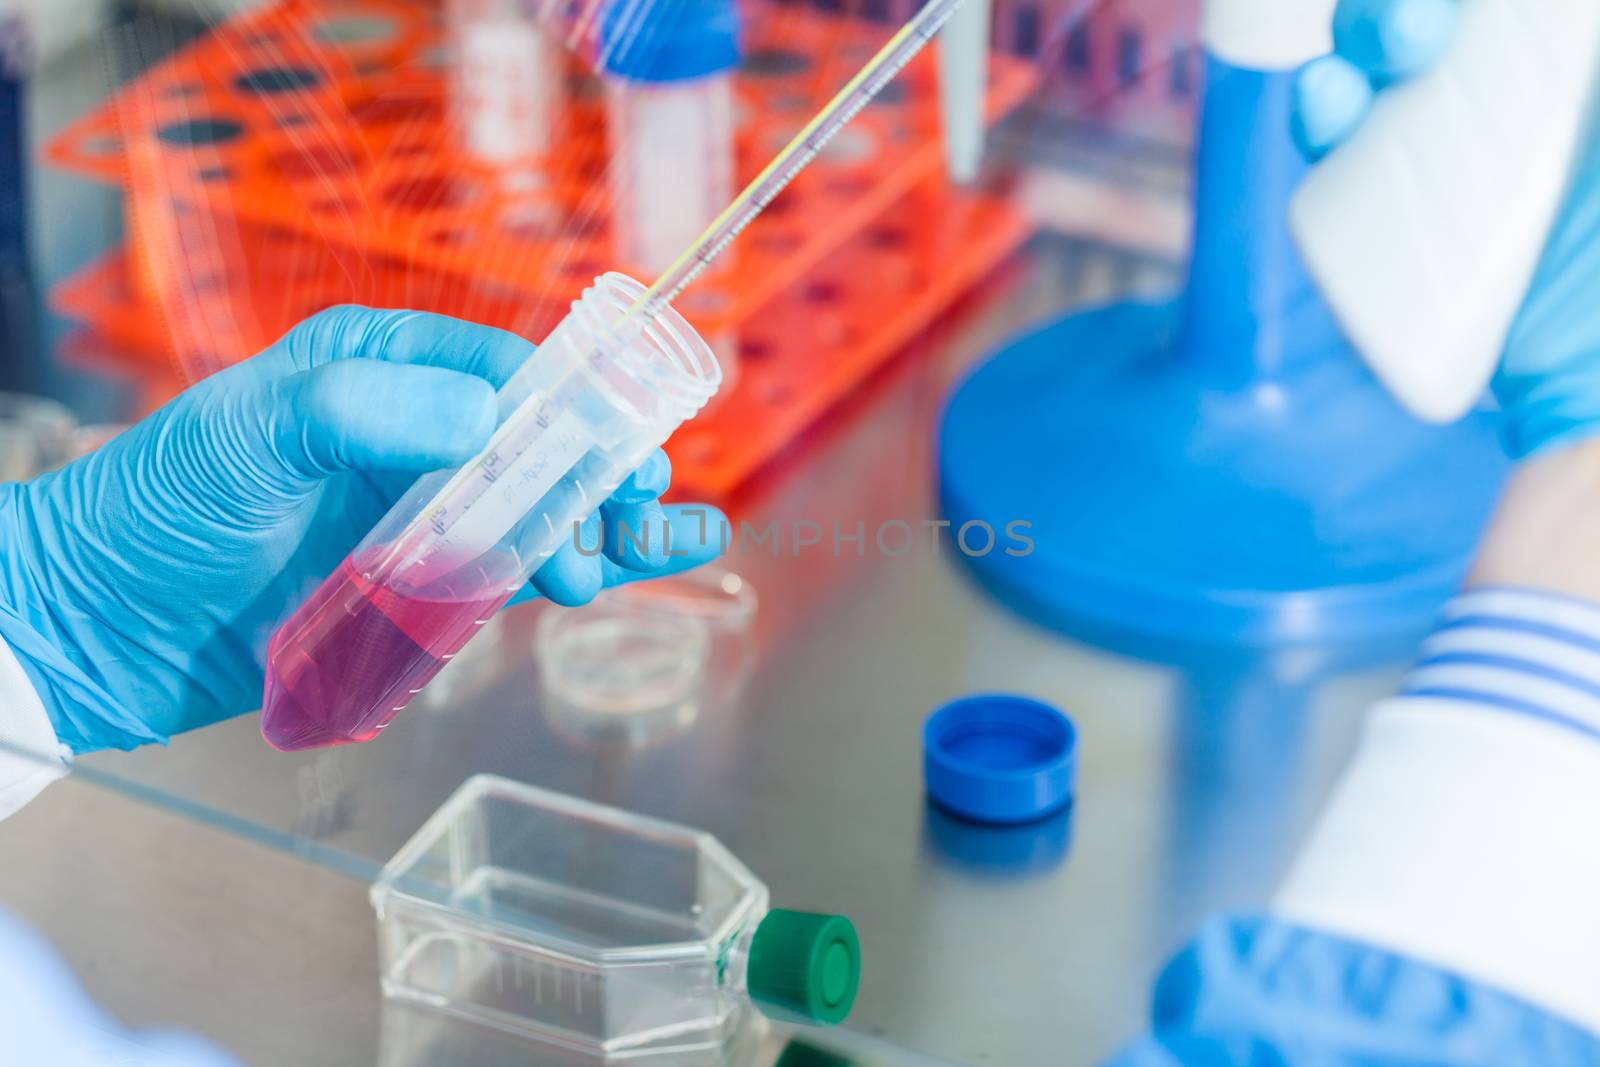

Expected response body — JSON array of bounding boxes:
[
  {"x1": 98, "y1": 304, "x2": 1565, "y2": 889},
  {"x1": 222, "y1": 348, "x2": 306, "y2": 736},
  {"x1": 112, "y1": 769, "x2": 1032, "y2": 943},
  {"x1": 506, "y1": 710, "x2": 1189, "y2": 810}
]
[
  {"x1": 2, "y1": 25, "x2": 1413, "y2": 1063},
  {"x1": 2, "y1": 235, "x2": 1406, "y2": 1067}
]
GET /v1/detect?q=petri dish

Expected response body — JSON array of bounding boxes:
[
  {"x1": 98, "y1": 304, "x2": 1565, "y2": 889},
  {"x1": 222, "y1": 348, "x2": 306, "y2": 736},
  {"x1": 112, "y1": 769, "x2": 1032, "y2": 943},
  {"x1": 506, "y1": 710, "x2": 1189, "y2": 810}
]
[
  {"x1": 611, "y1": 565, "x2": 758, "y2": 634},
  {"x1": 0, "y1": 393, "x2": 77, "y2": 482},
  {"x1": 536, "y1": 594, "x2": 712, "y2": 745}
]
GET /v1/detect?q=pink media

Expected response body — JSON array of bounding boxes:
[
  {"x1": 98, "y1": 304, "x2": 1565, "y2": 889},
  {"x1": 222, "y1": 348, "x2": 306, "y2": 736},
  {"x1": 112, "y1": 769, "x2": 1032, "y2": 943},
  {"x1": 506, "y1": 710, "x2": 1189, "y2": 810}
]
[{"x1": 261, "y1": 555, "x2": 510, "y2": 750}]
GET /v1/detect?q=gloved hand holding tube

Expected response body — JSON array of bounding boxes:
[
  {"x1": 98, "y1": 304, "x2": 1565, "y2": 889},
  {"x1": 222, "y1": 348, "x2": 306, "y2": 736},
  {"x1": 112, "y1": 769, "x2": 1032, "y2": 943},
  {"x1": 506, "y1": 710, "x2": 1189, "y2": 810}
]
[{"x1": 0, "y1": 306, "x2": 727, "y2": 756}]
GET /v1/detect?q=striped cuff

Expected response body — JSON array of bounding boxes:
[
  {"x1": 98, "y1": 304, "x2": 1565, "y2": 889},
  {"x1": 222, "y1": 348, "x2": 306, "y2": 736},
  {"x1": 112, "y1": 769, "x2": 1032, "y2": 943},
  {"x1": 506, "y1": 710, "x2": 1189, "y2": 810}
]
[{"x1": 1402, "y1": 586, "x2": 1600, "y2": 743}]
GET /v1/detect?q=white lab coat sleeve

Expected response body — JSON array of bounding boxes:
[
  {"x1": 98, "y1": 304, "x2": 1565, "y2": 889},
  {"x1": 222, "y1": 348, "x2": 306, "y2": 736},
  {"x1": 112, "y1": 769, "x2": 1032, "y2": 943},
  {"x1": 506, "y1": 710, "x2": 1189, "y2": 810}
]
[
  {"x1": 0, "y1": 633, "x2": 69, "y2": 819},
  {"x1": 0, "y1": 906, "x2": 243, "y2": 1066},
  {"x1": 1274, "y1": 587, "x2": 1600, "y2": 1036}
]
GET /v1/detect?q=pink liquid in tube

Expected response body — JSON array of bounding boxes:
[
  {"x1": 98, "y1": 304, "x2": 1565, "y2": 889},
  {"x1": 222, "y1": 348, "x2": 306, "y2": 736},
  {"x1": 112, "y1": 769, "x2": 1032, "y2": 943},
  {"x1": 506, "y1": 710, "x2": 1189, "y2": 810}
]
[
  {"x1": 258, "y1": 272, "x2": 721, "y2": 751},
  {"x1": 261, "y1": 555, "x2": 512, "y2": 751}
]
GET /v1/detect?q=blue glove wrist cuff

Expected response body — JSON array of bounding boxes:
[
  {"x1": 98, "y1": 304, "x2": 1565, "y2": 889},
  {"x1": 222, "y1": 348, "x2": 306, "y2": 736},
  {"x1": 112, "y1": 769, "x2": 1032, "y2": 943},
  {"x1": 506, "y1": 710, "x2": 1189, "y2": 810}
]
[
  {"x1": 0, "y1": 601, "x2": 163, "y2": 754},
  {"x1": 1498, "y1": 402, "x2": 1600, "y2": 461},
  {"x1": 1402, "y1": 586, "x2": 1600, "y2": 745},
  {"x1": 0, "y1": 487, "x2": 165, "y2": 754}
]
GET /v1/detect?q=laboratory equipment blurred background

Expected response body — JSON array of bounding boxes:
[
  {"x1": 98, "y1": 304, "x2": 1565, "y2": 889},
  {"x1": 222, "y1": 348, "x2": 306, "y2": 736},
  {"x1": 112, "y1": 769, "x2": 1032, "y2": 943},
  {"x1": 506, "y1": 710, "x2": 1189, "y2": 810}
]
[
  {"x1": 31, "y1": 0, "x2": 1197, "y2": 498},
  {"x1": 41, "y1": 0, "x2": 1041, "y2": 499},
  {"x1": 0, "y1": 0, "x2": 1515, "y2": 1064}
]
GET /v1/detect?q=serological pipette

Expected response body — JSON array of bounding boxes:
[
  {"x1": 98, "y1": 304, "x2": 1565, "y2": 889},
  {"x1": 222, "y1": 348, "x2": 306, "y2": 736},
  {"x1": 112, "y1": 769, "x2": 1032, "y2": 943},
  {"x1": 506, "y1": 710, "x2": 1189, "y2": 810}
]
[{"x1": 261, "y1": 0, "x2": 973, "y2": 750}]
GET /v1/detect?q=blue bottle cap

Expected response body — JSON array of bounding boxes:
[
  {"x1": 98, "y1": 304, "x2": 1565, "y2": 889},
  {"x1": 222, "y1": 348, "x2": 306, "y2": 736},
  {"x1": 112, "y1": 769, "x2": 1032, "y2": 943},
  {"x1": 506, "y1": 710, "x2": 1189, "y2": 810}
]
[
  {"x1": 600, "y1": 0, "x2": 741, "y2": 83},
  {"x1": 923, "y1": 694, "x2": 1076, "y2": 825}
]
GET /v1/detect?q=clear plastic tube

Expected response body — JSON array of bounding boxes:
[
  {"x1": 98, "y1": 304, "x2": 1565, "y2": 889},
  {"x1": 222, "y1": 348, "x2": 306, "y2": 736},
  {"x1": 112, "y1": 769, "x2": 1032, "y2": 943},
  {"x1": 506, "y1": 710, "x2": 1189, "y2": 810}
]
[
  {"x1": 448, "y1": 0, "x2": 561, "y2": 165},
  {"x1": 607, "y1": 73, "x2": 734, "y2": 276},
  {"x1": 936, "y1": 0, "x2": 989, "y2": 183},
  {"x1": 606, "y1": 69, "x2": 740, "y2": 392},
  {"x1": 262, "y1": 0, "x2": 968, "y2": 748},
  {"x1": 260, "y1": 274, "x2": 720, "y2": 750},
  {"x1": 632, "y1": 0, "x2": 970, "y2": 319}
]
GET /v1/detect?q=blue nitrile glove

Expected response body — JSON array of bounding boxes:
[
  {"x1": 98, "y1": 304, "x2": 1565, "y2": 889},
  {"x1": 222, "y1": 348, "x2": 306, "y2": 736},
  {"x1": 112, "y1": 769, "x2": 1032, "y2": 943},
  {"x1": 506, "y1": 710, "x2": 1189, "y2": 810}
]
[
  {"x1": 1293, "y1": 0, "x2": 1600, "y2": 458},
  {"x1": 0, "y1": 307, "x2": 728, "y2": 753}
]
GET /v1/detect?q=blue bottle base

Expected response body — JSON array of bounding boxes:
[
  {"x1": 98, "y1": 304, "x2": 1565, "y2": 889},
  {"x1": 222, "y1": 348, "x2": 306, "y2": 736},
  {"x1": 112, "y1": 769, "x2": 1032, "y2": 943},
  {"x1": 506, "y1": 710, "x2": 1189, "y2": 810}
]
[{"x1": 938, "y1": 301, "x2": 1511, "y2": 649}]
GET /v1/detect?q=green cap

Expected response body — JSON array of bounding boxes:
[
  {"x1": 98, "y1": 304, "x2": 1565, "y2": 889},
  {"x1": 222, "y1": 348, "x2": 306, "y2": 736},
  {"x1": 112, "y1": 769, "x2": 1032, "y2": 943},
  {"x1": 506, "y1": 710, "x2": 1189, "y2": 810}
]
[{"x1": 747, "y1": 909, "x2": 860, "y2": 1025}]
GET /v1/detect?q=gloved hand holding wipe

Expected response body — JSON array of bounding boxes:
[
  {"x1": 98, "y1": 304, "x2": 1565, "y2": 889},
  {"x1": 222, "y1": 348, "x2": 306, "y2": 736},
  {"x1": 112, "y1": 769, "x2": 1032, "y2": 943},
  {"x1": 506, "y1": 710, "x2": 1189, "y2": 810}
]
[
  {"x1": 1106, "y1": 3, "x2": 1600, "y2": 1061},
  {"x1": 1293, "y1": 0, "x2": 1600, "y2": 458},
  {"x1": 0, "y1": 307, "x2": 727, "y2": 758},
  {"x1": 1257, "y1": 0, "x2": 1600, "y2": 1049}
]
